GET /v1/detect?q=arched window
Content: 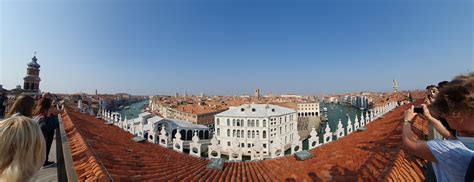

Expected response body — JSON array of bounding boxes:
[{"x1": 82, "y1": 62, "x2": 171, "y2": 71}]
[
  {"x1": 252, "y1": 120, "x2": 255, "y2": 127},
  {"x1": 233, "y1": 119, "x2": 236, "y2": 126},
  {"x1": 233, "y1": 130, "x2": 236, "y2": 137},
  {"x1": 252, "y1": 131, "x2": 255, "y2": 138},
  {"x1": 248, "y1": 119, "x2": 251, "y2": 127},
  {"x1": 237, "y1": 119, "x2": 240, "y2": 127},
  {"x1": 241, "y1": 130, "x2": 244, "y2": 138},
  {"x1": 256, "y1": 131, "x2": 259, "y2": 138},
  {"x1": 263, "y1": 130, "x2": 267, "y2": 138},
  {"x1": 217, "y1": 128, "x2": 220, "y2": 136},
  {"x1": 256, "y1": 120, "x2": 259, "y2": 127},
  {"x1": 263, "y1": 120, "x2": 266, "y2": 127},
  {"x1": 227, "y1": 129, "x2": 230, "y2": 137},
  {"x1": 248, "y1": 130, "x2": 251, "y2": 138},
  {"x1": 227, "y1": 119, "x2": 230, "y2": 126},
  {"x1": 237, "y1": 130, "x2": 240, "y2": 138}
]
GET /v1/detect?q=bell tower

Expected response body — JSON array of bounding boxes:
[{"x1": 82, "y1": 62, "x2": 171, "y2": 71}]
[
  {"x1": 254, "y1": 89, "x2": 260, "y2": 98},
  {"x1": 392, "y1": 79, "x2": 398, "y2": 93},
  {"x1": 23, "y1": 52, "x2": 41, "y2": 93}
]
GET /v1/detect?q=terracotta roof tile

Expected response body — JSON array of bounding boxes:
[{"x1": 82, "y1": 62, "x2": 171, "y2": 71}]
[{"x1": 62, "y1": 100, "x2": 427, "y2": 181}]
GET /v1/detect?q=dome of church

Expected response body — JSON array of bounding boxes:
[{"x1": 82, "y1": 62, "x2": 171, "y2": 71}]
[{"x1": 27, "y1": 56, "x2": 41, "y2": 69}]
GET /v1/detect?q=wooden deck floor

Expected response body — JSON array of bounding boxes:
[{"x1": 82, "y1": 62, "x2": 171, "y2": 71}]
[{"x1": 36, "y1": 134, "x2": 58, "y2": 182}]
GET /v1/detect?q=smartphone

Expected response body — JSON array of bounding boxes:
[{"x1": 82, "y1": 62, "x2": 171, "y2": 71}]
[{"x1": 414, "y1": 106, "x2": 424, "y2": 114}]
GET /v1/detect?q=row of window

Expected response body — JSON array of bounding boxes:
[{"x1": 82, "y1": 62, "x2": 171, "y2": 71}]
[
  {"x1": 298, "y1": 104, "x2": 317, "y2": 107},
  {"x1": 217, "y1": 118, "x2": 267, "y2": 127},
  {"x1": 298, "y1": 112, "x2": 319, "y2": 117},
  {"x1": 224, "y1": 141, "x2": 268, "y2": 149},
  {"x1": 216, "y1": 128, "x2": 267, "y2": 139},
  {"x1": 216, "y1": 115, "x2": 295, "y2": 128},
  {"x1": 300, "y1": 107, "x2": 318, "y2": 111}
]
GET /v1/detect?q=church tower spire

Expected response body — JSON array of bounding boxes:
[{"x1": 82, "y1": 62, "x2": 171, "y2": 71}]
[{"x1": 23, "y1": 51, "x2": 42, "y2": 94}]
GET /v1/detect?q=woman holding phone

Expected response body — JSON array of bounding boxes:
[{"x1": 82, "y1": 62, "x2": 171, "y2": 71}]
[{"x1": 402, "y1": 73, "x2": 474, "y2": 182}]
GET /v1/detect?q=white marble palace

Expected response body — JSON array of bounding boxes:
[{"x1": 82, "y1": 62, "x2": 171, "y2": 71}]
[{"x1": 213, "y1": 104, "x2": 298, "y2": 160}]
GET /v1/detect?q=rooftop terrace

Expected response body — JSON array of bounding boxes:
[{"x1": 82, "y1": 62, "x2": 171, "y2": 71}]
[{"x1": 57, "y1": 100, "x2": 428, "y2": 181}]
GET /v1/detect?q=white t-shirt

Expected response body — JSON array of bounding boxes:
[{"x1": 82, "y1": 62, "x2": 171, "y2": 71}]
[{"x1": 427, "y1": 139, "x2": 474, "y2": 182}]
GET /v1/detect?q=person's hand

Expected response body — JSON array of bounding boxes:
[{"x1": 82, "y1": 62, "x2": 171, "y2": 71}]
[
  {"x1": 404, "y1": 105, "x2": 417, "y2": 123},
  {"x1": 421, "y1": 104, "x2": 432, "y2": 118}
]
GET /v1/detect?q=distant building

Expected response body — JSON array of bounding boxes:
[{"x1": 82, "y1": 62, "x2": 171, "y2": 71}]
[
  {"x1": 23, "y1": 53, "x2": 41, "y2": 94},
  {"x1": 280, "y1": 94, "x2": 303, "y2": 99},
  {"x1": 339, "y1": 94, "x2": 370, "y2": 109},
  {"x1": 393, "y1": 79, "x2": 398, "y2": 93},
  {"x1": 355, "y1": 95, "x2": 369, "y2": 109},
  {"x1": 167, "y1": 104, "x2": 224, "y2": 129},
  {"x1": 149, "y1": 98, "x2": 225, "y2": 130},
  {"x1": 214, "y1": 104, "x2": 298, "y2": 159},
  {"x1": 254, "y1": 89, "x2": 260, "y2": 98},
  {"x1": 297, "y1": 102, "x2": 320, "y2": 117}
]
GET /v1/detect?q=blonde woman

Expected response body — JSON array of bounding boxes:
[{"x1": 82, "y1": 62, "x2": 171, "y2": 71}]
[{"x1": 0, "y1": 116, "x2": 46, "y2": 182}]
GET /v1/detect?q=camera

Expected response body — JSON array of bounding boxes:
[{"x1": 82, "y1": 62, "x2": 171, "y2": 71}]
[{"x1": 414, "y1": 106, "x2": 424, "y2": 114}]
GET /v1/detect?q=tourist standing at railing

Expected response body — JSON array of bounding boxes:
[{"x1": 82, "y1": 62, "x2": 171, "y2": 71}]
[
  {"x1": 5, "y1": 95, "x2": 36, "y2": 118},
  {"x1": 422, "y1": 83, "x2": 456, "y2": 140},
  {"x1": 424, "y1": 85, "x2": 438, "y2": 105},
  {"x1": 402, "y1": 73, "x2": 474, "y2": 182},
  {"x1": 33, "y1": 97, "x2": 60, "y2": 167},
  {"x1": 435, "y1": 81, "x2": 456, "y2": 137},
  {"x1": 0, "y1": 116, "x2": 46, "y2": 181}
]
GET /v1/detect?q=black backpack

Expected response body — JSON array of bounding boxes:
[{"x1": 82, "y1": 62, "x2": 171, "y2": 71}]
[{"x1": 34, "y1": 115, "x2": 59, "y2": 132}]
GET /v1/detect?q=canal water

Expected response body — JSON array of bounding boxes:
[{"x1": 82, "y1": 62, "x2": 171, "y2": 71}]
[
  {"x1": 301, "y1": 102, "x2": 368, "y2": 150},
  {"x1": 117, "y1": 100, "x2": 149, "y2": 120},
  {"x1": 321, "y1": 102, "x2": 368, "y2": 133}
]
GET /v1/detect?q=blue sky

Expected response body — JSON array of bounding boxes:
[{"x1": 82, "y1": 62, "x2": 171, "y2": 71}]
[{"x1": 1, "y1": 0, "x2": 472, "y2": 96}]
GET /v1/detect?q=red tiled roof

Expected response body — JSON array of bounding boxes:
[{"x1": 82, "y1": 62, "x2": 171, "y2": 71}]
[
  {"x1": 271, "y1": 102, "x2": 298, "y2": 110},
  {"x1": 62, "y1": 101, "x2": 427, "y2": 181},
  {"x1": 174, "y1": 104, "x2": 224, "y2": 115},
  {"x1": 62, "y1": 112, "x2": 110, "y2": 181}
]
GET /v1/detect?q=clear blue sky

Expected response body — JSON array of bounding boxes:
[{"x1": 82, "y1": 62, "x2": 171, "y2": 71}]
[{"x1": 1, "y1": 0, "x2": 472, "y2": 96}]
